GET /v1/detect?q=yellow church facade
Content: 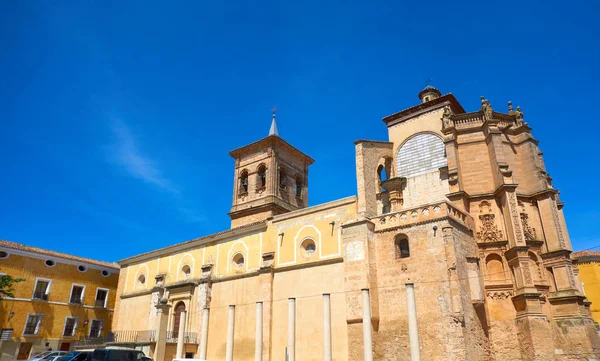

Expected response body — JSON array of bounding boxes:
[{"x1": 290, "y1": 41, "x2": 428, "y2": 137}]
[{"x1": 113, "y1": 87, "x2": 599, "y2": 361}]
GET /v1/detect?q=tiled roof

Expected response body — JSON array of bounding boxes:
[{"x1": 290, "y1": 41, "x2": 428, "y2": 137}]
[
  {"x1": 0, "y1": 239, "x2": 119, "y2": 270},
  {"x1": 118, "y1": 220, "x2": 268, "y2": 265},
  {"x1": 572, "y1": 250, "x2": 600, "y2": 259}
]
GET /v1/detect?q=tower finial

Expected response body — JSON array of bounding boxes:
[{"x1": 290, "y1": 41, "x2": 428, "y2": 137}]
[{"x1": 269, "y1": 106, "x2": 279, "y2": 136}]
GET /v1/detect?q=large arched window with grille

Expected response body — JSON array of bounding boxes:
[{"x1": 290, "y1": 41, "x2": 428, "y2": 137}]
[
  {"x1": 172, "y1": 302, "x2": 186, "y2": 337},
  {"x1": 239, "y1": 170, "x2": 249, "y2": 193},
  {"x1": 257, "y1": 165, "x2": 267, "y2": 189},
  {"x1": 396, "y1": 133, "x2": 447, "y2": 177}
]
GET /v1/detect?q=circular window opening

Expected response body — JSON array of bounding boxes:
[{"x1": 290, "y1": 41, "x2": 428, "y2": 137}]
[
  {"x1": 45, "y1": 260, "x2": 56, "y2": 267},
  {"x1": 232, "y1": 253, "x2": 245, "y2": 271},
  {"x1": 77, "y1": 265, "x2": 87, "y2": 272},
  {"x1": 138, "y1": 274, "x2": 146, "y2": 285},
  {"x1": 300, "y1": 239, "x2": 316, "y2": 258},
  {"x1": 0, "y1": 251, "x2": 9, "y2": 259},
  {"x1": 181, "y1": 265, "x2": 191, "y2": 279},
  {"x1": 101, "y1": 270, "x2": 110, "y2": 277}
]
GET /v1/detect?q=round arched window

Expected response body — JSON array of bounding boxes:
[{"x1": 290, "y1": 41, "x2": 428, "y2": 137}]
[
  {"x1": 232, "y1": 253, "x2": 245, "y2": 271},
  {"x1": 138, "y1": 274, "x2": 146, "y2": 285},
  {"x1": 397, "y1": 133, "x2": 447, "y2": 177},
  {"x1": 181, "y1": 265, "x2": 191, "y2": 279},
  {"x1": 101, "y1": 270, "x2": 110, "y2": 277},
  {"x1": 300, "y1": 239, "x2": 316, "y2": 259},
  {"x1": 0, "y1": 251, "x2": 8, "y2": 259},
  {"x1": 77, "y1": 265, "x2": 88, "y2": 272}
]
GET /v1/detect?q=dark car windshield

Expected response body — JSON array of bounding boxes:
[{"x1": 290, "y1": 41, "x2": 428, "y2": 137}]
[{"x1": 59, "y1": 352, "x2": 79, "y2": 361}]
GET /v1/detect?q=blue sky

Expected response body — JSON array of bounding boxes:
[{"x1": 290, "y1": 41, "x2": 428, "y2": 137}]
[{"x1": 1, "y1": 0, "x2": 598, "y2": 263}]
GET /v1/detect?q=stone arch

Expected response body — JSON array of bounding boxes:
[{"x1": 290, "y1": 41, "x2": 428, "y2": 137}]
[
  {"x1": 239, "y1": 169, "x2": 249, "y2": 193},
  {"x1": 257, "y1": 163, "x2": 267, "y2": 189},
  {"x1": 394, "y1": 234, "x2": 410, "y2": 259},
  {"x1": 485, "y1": 253, "x2": 505, "y2": 281},
  {"x1": 176, "y1": 253, "x2": 195, "y2": 281},
  {"x1": 293, "y1": 225, "x2": 322, "y2": 260},
  {"x1": 226, "y1": 240, "x2": 249, "y2": 274}
]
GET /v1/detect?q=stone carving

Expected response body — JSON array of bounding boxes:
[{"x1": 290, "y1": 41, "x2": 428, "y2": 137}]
[
  {"x1": 476, "y1": 214, "x2": 504, "y2": 243},
  {"x1": 481, "y1": 96, "x2": 493, "y2": 120},
  {"x1": 522, "y1": 264, "x2": 533, "y2": 284},
  {"x1": 567, "y1": 265, "x2": 576, "y2": 288},
  {"x1": 442, "y1": 106, "x2": 452, "y2": 128},
  {"x1": 486, "y1": 290, "x2": 513, "y2": 300},
  {"x1": 520, "y1": 213, "x2": 537, "y2": 241},
  {"x1": 379, "y1": 217, "x2": 386, "y2": 225},
  {"x1": 507, "y1": 192, "x2": 525, "y2": 244},
  {"x1": 479, "y1": 200, "x2": 492, "y2": 214},
  {"x1": 515, "y1": 106, "x2": 524, "y2": 125},
  {"x1": 508, "y1": 101, "x2": 514, "y2": 114},
  {"x1": 550, "y1": 197, "x2": 567, "y2": 249}
]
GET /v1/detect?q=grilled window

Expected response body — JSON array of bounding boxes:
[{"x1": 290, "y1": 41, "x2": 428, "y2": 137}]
[
  {"x1": 63, "y1": 318, "x2": 78, "y2": 337},
  {"x1": 95, "y1": 289, "x2": 108, "y2": 308},
  {"x1": 89, "y1": 320, "x2": 103, "y2": 338},
  {"x1": 32, "y1": 280, "x2": 50, "y2": 300},
  {"x1": 70, "y1": 286, "x2": 84, "y2": 305},
  {"x1": 23, "y1": 315, "x2": 42, "y2": 335}
]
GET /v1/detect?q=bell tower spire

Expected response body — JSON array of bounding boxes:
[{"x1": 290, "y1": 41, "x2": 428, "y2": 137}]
[
  {"x1": 269, "y1": 106, "x2": 279, "y2": 136},
  {"x1": 228, "y1": 107, "x2": 314, "y2": 228}
]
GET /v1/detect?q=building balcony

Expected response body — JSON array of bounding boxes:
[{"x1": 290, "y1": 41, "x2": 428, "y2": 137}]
[
  {"x1": 76, "y1": 330, "x2": 199, "y2": 347},
  {"x1": 165, "y1": 331, "x2": 198, "y2": 344},
  {"x1": 94, "y1": 300, "x2": 107, "y2": 308}
]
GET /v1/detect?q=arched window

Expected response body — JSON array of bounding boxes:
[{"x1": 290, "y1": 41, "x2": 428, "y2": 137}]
[
  {"x1": 137, "y1": 274, "x2": 146, "y2": 288},
  {"x1": 279, "y1": 167, "x2": 287, "y2": 189},
  {"x1": 485, "y1": 254, "x2": 505, "y2": 281},
  {"x1": 295, "y1": 176, "x2": 303, "y2": 198},
  {"x1": 397, "y1": 133, "x2": 447, "y2": 177},
  {"x1": 258, "y1": 165, "x2": 267, "y2": 188},
  {"x1": 172, "y1": 302, "x2": 186, "y2": 337},
  {"x1": 394, "y1": 236, "x2": 410, "y2": 259},
  {"x1": 181, "y1": 265, "x2": 191, "y2": 279},
  {"x1": 377, "y1": 165, "x2": 387, "y2": 183},
  {"x1": 239, "y1": 170, "x2": 249, "y2": 193}
]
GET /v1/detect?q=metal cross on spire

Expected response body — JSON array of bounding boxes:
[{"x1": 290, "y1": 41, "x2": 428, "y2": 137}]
[{"x1": 269, "y1": 106, "x2": 279, "y2": 136}]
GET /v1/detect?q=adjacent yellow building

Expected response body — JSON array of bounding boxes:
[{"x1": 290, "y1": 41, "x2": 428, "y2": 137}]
[
  {"x1": 0, "y1": 240, "x2": 119, "y2": 361},
  {"x1": 573, "y1": 250, "x2": 600, "y2": 324}
]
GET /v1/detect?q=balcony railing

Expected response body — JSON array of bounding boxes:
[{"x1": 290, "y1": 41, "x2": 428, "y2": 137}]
[
  {"x1": 69, "y1": 298, "x2": 83, "y2": 305},
  {"x1": 23, "y1": 326, "x2": 38, "y2": 336},
  {"x1": 77, "y1": 330, "x2": 199, "y2": 346},
  {"x1": 95, "y1": 300, "x2": 106, "y2": 308},
  {"x1": 32, "y1": 292, "x2": 48, "y2": 301},
  {"x1": 166, "y1": 331, "x2": 198, "y2": 344}
]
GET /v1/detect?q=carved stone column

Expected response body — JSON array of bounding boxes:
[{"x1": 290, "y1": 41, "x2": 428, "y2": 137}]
[{"x1": 381, "y1": 177, "x2": 405, "y2": 212}]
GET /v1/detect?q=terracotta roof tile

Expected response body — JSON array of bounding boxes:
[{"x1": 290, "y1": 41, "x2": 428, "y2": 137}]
[
  {"x1": 0, "y1": 239, "x2": 119, "y2": 270},
  {"x1": 572, "y1": 250, "x2": 600, "y2": 259},
  {"x1": 118, "y1": 220, "x2": 268, "y2": 264}
]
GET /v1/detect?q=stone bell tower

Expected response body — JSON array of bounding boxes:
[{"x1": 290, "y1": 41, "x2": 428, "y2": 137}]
[{"x1": 228, "y1": 110, "x2": 314, "y2": 228}]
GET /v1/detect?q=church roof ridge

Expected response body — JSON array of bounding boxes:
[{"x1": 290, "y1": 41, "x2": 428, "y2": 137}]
[
  {"x1": 118, "y1": 221, "x2": 268, "y2": 266},
  {"x1": 382, "y1": 93, "x2": 465, "y2": 125}
]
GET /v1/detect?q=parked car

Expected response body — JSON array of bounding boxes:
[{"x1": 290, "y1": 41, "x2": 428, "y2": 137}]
[
  {"x1": 46, "y1": 354, "x2": 68, "y2": 361},
  {"x1": 57, "y1": 350, "x2": 93, "y2": 361},
  {"x1": 30, "y1": 351, "x2": 68, "y2": 361},
  {"x1": 91, "y1": 348, "x2": 146, "y2": 361}
]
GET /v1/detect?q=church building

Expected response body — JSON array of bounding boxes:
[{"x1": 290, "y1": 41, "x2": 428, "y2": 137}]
[{"x1": 111, "y1": 87, "x2": 599, "y2": 361}]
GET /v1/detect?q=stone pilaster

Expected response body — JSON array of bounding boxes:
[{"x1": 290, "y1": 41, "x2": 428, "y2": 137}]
[
  {"x1": 341, "y1": 217, "x2": 377, "y2": 361},
  {"x1": 258, "y1": 252, "x2": 274, "y2": 361}
]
